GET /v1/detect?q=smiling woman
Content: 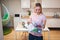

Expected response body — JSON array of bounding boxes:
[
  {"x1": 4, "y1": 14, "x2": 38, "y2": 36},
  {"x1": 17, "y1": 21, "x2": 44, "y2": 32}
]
[{"x1": 28, "y1": 3, "x2": 46, "y2": 40}]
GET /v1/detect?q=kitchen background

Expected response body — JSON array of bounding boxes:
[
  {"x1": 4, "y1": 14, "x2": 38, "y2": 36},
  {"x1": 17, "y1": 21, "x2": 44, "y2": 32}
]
[
  {"x1": 0, "y1": 0, "x2": 60, "y2": 40},
  {"x1": 1, "y1": 0, "x2": 60, "y2": 28}
]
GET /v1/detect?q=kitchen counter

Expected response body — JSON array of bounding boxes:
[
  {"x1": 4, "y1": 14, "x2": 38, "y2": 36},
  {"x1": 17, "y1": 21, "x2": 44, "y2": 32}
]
[
  {"x1": 46, "y1": 19, "x2": 60, "y2": 28},
  {"x1": 21, "y1": 16, "x2": 60, "y2": 19}
]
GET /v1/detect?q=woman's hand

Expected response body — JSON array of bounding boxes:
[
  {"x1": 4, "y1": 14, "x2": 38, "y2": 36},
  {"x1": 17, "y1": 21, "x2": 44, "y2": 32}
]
[
  {"x1": 27, "y1": 21, "x2": 32, "y2": 25},
  {"x1": 36, "y1": 25, "x2": 42, "y2": 28}
]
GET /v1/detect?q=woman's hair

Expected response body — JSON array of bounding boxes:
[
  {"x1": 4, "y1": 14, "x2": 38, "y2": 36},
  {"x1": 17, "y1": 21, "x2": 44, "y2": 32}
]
[{"x1": 34, "y1": 3, "x2": 42, "y2": 13}]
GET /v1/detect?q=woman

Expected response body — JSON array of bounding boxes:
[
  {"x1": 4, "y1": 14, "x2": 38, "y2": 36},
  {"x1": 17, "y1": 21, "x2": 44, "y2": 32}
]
[{"x1": 28, "y1": 3, "x2": 46, "y2": 40}]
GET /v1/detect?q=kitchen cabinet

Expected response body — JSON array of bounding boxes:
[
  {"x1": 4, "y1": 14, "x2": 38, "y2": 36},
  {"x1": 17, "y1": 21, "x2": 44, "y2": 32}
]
[
  {"x1": 21, "y1": 0, "x2": 30, "y2": 8},
  {"x1": 31, "y1": 0, "x2": 41, "y2": 8},
  {"x1": 46, "y1": 19, "x2": 60, "y2": 28},
  {"x1": 42, "y1": 0, "x2": 60, "y2": 8}
]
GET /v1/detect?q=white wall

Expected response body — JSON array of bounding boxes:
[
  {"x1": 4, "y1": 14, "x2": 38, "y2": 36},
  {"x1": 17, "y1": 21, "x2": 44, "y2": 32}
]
[
  {"x1": 0, "y1": 4, "x2": 4, "y2": 40},
  {"x1": 1, "y1": 0, "x2": 21, "y2": 16}
]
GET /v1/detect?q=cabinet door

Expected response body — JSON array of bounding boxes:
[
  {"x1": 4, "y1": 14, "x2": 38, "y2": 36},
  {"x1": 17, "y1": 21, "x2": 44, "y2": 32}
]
[
  {"x1": 42, "y1": 0, "x2": 60, "y2": 8},
  {"x1": 21, "y1": 0, "x2": 30, "y2": 8},
  {"x1": 46, "y1": 19, "x2": 60, "y2": 28}
]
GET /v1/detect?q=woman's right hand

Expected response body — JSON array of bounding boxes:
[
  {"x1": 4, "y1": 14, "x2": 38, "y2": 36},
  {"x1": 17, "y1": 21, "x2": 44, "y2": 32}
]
[{"x1": 27, "y1": 21, "x2": 32, "y2": 25}]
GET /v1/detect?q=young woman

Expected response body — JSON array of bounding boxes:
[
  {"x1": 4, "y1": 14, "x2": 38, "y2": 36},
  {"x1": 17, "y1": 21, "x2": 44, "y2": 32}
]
[{"x1": 28, "y1": 3, "x2": 46, "y2": 40}]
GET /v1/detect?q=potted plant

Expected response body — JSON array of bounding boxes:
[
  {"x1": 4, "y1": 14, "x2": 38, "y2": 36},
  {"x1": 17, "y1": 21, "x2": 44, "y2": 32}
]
[{"x1": 27, "y1": 10, "x2": 31, "y2": 16}]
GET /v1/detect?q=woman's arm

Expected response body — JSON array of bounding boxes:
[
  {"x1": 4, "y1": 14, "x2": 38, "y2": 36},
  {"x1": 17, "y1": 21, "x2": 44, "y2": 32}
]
[{"x1": 43, "y1": 19, "x2": 46, "y2": 29}]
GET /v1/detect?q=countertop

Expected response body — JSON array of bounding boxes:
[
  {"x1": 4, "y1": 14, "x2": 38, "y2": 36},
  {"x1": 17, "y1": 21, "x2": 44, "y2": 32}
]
[{"x1": 21, "y1": 16, "x2": 60, "y2": 19}]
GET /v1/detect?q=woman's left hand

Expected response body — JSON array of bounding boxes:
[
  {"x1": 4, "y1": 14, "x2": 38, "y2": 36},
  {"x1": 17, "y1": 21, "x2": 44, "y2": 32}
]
[{"x1": 37, "y1": 25, "x2": 42, "y2": 28}]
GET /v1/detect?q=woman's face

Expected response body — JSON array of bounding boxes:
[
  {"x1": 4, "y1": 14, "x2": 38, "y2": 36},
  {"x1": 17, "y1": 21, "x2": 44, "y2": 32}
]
[{"x1": 34, "y1": 6, "x2": 41, "y2": 14}]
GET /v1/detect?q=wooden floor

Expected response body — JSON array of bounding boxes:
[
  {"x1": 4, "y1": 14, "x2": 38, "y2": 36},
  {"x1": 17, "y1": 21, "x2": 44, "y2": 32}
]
[{"x1": 4, "y1": 29, "x2": 60, "y2": 40}]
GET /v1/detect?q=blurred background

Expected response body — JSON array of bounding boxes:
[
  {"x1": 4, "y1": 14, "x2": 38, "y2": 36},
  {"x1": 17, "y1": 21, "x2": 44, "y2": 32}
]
[{"x1": 0, "y1": 0, "x2": 60, "y2": 40}]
